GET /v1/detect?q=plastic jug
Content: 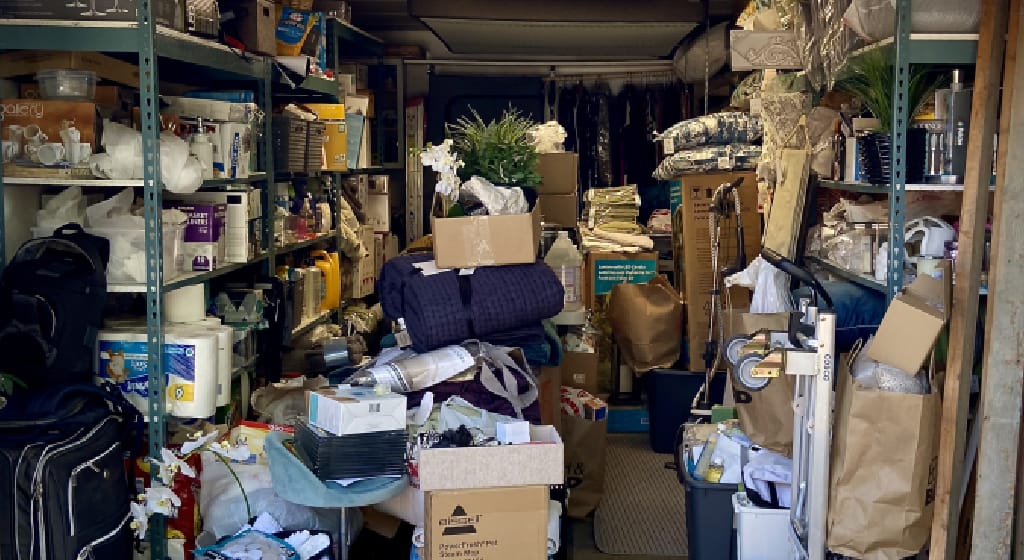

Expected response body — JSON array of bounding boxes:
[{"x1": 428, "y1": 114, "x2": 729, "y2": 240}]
[
  {"x1": 905, "y1": 216, "x2": 955, "y2": 261},
  {"x1": 544, "y1": 231, "x2": 583, "y2": 313},
  {"x1": 311, "y1": 250, "x2": 340, "y2": 310}
]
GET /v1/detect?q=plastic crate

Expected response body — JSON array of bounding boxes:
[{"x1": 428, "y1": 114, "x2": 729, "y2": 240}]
[
  {"x1": 733, "y1": 493, "x2": 790, "y2": 560},
  {"x1": 646, "y1": 369, "x2": 728, "y2": 454},
  {"x1": 682, "y1": 468, "x2": 738, "y2": 560}
]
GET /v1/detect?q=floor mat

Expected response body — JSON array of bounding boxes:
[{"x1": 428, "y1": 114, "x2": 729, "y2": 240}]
[{"x1": 593, "y1": 434, "x2": 688, "y2": 557}]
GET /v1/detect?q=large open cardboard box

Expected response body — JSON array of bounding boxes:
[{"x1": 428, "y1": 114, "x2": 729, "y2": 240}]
[
  {"x1": 417, "y1": 425, "x2": 563, "y2": 491},
  {"x1": 431, "y1": 202, "x2": 542, "y2": 269},
  {"x1": 867, "y1": 265, "x2": 951, "y2": 373}
]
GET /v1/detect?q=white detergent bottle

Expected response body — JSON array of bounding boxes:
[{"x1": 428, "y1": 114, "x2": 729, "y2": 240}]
[{"x1": 545, "y1": 231, "x2": 585, "y2": 324}]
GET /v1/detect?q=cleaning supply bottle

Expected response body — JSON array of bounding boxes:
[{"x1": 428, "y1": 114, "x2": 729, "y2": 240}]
[
  {"x1": 189, "y1": 118, "x2": 214, "y2": 180},
  {"x1": 300, "y1": 196, "x2": 316, "y2": 238},
  {"x1": 545, "y1": 231, "x2": 584, "y2": 324},
  {"x1": 311, "y1": 250, "x2": 340, "y2": 310}
]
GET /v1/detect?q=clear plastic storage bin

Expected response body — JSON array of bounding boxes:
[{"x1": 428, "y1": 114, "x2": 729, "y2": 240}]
[{"x1": 35, "y1": 69, "x2": 98, "y2": 100}]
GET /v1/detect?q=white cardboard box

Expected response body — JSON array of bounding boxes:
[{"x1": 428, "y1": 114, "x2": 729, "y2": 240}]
[
  {"x1": 416, "y1": 425, "x2": 564, "y2": 491},
  {"x1": 367, "y1": 193, "x2": 390, "y2": 233},
  {"x1": 306, "y1": 385, "x2": 407, "y2": 436}
]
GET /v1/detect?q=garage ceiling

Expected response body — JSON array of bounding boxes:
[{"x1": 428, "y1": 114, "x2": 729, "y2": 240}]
[{"x1": 346, "y1": 0, "x2": 745, "y2": 59}]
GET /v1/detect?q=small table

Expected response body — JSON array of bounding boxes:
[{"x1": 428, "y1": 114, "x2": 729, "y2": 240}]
[{"x1": 265, "y1": 431, "x2": 409, "y2": 560}]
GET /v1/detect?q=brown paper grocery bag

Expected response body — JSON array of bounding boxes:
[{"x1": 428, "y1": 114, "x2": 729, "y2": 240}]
[
  {"x1": 827, "y1": 357, "x2": 940, "y2": 559},
  {"x1": 607, "y1": 276, "x2": 683, "y2": 374},
  {"x1": 562, "y1": 415, "x2": 608, "y2": 519},
  {"x1": 726, "y1": 311, "x2": 794, "y2": 455}
]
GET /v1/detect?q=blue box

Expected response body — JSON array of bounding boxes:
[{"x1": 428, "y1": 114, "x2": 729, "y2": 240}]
[{"x1": 608, "y1": 405, "x2": 649, "y2": 433}]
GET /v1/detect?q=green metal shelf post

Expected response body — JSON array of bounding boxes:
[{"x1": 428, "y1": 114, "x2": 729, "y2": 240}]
[{"x1": 887, "y1": 0, "x2": 913, "y2": 303}]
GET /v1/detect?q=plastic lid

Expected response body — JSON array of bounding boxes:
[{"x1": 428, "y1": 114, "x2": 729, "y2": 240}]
[{"x1": 35, "y1": 69, "x2": 97, "y2": 79}]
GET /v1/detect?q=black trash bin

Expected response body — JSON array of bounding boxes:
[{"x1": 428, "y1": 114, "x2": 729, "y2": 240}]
[{"x1": 682, "y1": 468, "x2": 738, "y2": 560}]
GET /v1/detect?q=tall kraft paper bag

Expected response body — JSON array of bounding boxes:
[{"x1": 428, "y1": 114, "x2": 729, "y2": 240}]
[
  {"x1": 562, "y1": 415, "x2": 608, "y2": 519},
  {"x1": 608, "y1": 276, "x2": 683, "y2": 374},
  {"x1": 726, "y1": 311, "x2": 794, "y2": 455},
  {"x1": 827, "y1": 355, "x2": 940, "y2": 559}
]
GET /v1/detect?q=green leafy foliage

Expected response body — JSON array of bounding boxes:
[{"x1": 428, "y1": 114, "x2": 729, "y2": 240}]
[
  {"x1": 446, "y1": 107, "x2": 541, "y2": 187},
  {"x1": 836, "y1": 47, "x2": 947, "y2": 133}
]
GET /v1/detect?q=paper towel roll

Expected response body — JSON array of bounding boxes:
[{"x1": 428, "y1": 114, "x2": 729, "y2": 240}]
[
  {"x1": 183, "y1": 322, "x2": 233, "y2": 407},
  {"x1": 547, "y1": 500, "x2": 561, "y2": 555},
  {"x1": 96, "y1": 328, "x2": 218, "y2": 419},
  {"x1": 412, "y1": 527, "x2": 425, "y2": 549},
  {"x1": 165, "y1": 284, "x2": 207, "y2": 323}
]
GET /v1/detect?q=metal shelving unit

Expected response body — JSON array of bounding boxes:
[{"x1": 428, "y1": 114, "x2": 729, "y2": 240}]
[
  {"x1": 0, "y1": 15, "x2": 276, "y2": 559},
  {"x1": 818, "y1": 9, "x2": 979, "y2": 302},
  {"x1": 806, "y1": 256, "x2": 886, "y2": 292}
]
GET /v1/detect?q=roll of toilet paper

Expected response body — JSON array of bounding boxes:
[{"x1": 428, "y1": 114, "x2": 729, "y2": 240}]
[
  {"x1": 165, "y1": 284, "x2": 207, "y2": 323},
  {"x1": 547, "y1": 500, "x2": 561, "y2": 555},
  {"x1": 97, "y1": 328, "x2": 218, "y2": 419}
]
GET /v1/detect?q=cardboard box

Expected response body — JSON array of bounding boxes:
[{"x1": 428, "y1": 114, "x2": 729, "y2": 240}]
[
  {"x1": 338, "y1": 63, "x2": 369, "y2": 89},
  {"x1": 0, "y1": 99, "x2": 98, "y2": 148},
  {"x1": 171, "y1": 203, "x2": 226, "y2": 271},
  {"x1": 867, "y1": 268, "x2": 951, "y2": 373},
  {"x1": 306, "y1": 385, "x2": 407, "y2": 436},
  {"x1": 0, "y1": 52, "x2": 140, "y2": 87},
  {"x1": 367, "y1": 193, "x2": 390, "y2": 233},
  {"x1": 432, "y1": 203, "x2": 542, "y2": 269},
  {"x1": 373, "y1": 232, "x2": 386, "y2": 279},
  {"x1": 346, "y1": 93, "x2": 374, "y2": 118},
  {"x1": 583, "y1": 251, "x2": 658, "y2": 309},
  {"x1": 304, "y1": 103, "x2": 347, "y2": 171},
  {"x1": 537, "y1": 367, "x2": 562, "y2": 433},
  {"x1": 537, "y1": 193, "x2": 578, "y2": 227},
  {"x1": 231, "y1": 0, "x2": 277, "y2": 55},
  {"x1": 369, "y1": 174, "x2": 389, "y2": 194},
  {"x1": 0, "y1": 0, "x2": 181, "y2": 27},
  {"x1": 20, "y1": 84, "x2": 120, "y2": 107},
  {"x1": 417, "y1": 425, "x2": 563, "y2": 491},
  {"x1": 535, "y1": 152, "x2": 578, "y2": 195},
  {"x1": 425, "y1": 486, "x2": 548, "y2": 560},
  {"x1": 336, "y1": 74, "x2": 357, "y2": 98},
  {"x1": 561, "y1": 351, "x2": 599, "y2": 395},
  {"x1": 669, "y1": 172, "x2": 761, "y2": 371}
]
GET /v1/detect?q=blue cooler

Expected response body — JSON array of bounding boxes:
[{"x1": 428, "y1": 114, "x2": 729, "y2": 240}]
[{"x1": 645, "y1": 370, "x2": 726, "y2": 454}]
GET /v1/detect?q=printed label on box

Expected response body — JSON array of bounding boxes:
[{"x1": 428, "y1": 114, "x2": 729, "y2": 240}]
[
  {"x1": 593, "y1": 259, "x2": 658, "y2": 295},
  {"x1": 98, "y1": 340, "x2": 196, "y2": 400}
]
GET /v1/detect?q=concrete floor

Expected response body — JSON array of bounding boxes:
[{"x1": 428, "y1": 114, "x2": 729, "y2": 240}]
[{"x1": 572, "y1": 518, "x2": 686, "y2": 560}]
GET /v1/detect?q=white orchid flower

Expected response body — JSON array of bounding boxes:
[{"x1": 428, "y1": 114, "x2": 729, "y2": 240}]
[
  {"x1": 145, "y1": 486, "x2": 181, "y2": 517},
  {"x1": 155, "y1": 448, "x2": 195, "y2": 484},
  {"x1": 180, "y1": 431, "x2": 218, "y2": 455},
  {"x1": 129, "y1": 501, "x2": 149, "y2": 539},
  {"x1": 208, "y1": 441, "x2": 252, "y2": 463}
]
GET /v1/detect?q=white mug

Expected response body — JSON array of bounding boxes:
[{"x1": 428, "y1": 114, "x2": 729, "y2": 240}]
[
  {"x1": 24, "y1": 124, "x2": 46, "y2": 145},
  {"x1": 37, "y1": 143, "x2": 65, "y2": 166},
  {"x1": 71, "y1": 142, "x2": 92, "y2": 164},
  {"x1": 1, "y1": 141, "x2": 17, "y2": 163}
]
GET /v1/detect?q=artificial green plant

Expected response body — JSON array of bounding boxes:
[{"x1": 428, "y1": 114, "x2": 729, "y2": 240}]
[
  {"x1": 835, "y1": 47, "x2": 947, "y2": 133},
  {"x1": 446, "y1": 107, "x2": 542, "y2": 187}
]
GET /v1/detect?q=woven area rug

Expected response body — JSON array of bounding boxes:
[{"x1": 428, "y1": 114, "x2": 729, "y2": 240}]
[{"x1": 593, "y1": 433, "x2": 688, "y2": 557}]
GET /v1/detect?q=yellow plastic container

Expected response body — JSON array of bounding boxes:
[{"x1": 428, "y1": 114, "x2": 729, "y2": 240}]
[{"x1": 311, "y1": 249, "x2": 340, "y2": 310}]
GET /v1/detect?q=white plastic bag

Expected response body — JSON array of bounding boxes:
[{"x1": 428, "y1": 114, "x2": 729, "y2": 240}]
[
  {"x1": 743, "y1": 449, "x2": 793, "y2": 507},
  {"x1": 459, "y1": 176, "x2": 529, "y2": 215},
  {"x1": 725, "y1": 256, "x2": 795, "y2": 313},
  {"x1": 530, "y1": 121, "x2": 567, "y2": 154},
  {"x1": 439, "y1": 396, "x2": 519, "y2": 439},
  {"x1": 36, "y1": 186, "x2": 85, "y2": 229}
]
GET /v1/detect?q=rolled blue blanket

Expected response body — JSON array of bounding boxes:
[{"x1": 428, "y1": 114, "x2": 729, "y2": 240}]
[{"x1": 378, "y1": 253, "x2": 565, "y2": 352}]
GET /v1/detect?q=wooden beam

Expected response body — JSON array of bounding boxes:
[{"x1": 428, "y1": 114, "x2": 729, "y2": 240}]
[
  {"x1": 970, "y1": 0, "x2": 1024, "y2": 553},
  {"x1": 930, "y1": 0, "x2": 1012, "y2": 557}
]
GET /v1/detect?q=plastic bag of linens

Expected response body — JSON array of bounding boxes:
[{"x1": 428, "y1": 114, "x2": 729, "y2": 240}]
[
  {"x1": 843, "y1": 0, "x2": 980, "y2": 43},
  {"x1": 656, "y1": 112, "x2": 763, "y2": 151},
  {"x1": 89, "y1": 120, "x2": 204, "y2": 193},
  {"x1": 653, "y1": 144, "x2": 762, "y2": 180}
]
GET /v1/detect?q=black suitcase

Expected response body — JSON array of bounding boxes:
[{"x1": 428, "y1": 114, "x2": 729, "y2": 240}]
[{"x1": 0, "y1": 383, "x2": 141, "y2": 560}]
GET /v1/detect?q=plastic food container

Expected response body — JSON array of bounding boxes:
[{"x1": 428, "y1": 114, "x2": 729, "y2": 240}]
[
  {"x1": 33, "y1": 223, "x2": 185, "y2": 285},
  {"x1": 35, "y1": 69, "x2": 98, "y2": 101}
]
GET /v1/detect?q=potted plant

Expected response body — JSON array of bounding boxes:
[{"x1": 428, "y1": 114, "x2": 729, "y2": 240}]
[
  {"x1": 836, "y1": 48, "x2": 946, "y2": 185},
  {"x1": 446, "y1": 107, "x2": 541, "y2": 190}
]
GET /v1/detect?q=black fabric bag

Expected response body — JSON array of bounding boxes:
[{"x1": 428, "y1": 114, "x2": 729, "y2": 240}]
[
  {"x1": 0, "y1": 382, "x2": 141, "y2": 560},
  {"x1": 0, "y1": 223, "x2": 109, "y2": 388}
]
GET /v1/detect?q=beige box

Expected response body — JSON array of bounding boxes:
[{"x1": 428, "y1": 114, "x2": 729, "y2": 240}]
[
  {"x1": 431, "y1": 203, "x2": 542, "y2": 269},
  {"x1": 561, "y1": 350, "x2": 599, "y2": 395},
  {"x1": 367, "y1": 193, "x2": 390, "y2": 233},
  {"x1": 537, "y1": 193, "x2": 578, "y2": 227},
  {"x1": 867, "y1": 266, "x2": 951, "y2": 373},
  {"x1": 417, "y1": 425, "x2": 563, "y2": 491},
  {"x1": 425, "y1": 486, "x2": 548, "y2": 560},
  {"x1": 535, "y1": 152, "x2": 578, "y2": 195}
]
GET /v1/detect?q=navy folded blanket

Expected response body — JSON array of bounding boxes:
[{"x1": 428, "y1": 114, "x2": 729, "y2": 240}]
[{"x1": 378, "y1": 253, "x2": 565, "y2": 352}]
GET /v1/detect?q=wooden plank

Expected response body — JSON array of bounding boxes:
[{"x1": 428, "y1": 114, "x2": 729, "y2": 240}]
[
  {"x1": 930, "y1": 0, "x2": 1012, "y2": 557},
  {"x1": 969, "y1": 0, "x2": 1024, "y2": 552}
]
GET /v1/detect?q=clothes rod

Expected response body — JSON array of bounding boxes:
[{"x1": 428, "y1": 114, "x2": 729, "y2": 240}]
[{"x1": 404, "y1": 59, "x2": 674, "y2": 69}]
